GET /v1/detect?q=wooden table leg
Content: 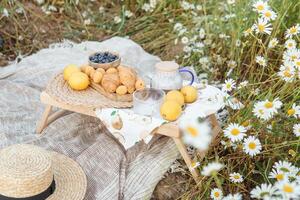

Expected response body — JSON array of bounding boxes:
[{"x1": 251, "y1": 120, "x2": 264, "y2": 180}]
[
  {"x1": 173, "y1": 137, "x2": 200, "y2": 182},
  {"x1": 36, "y1": 105, "x2": 52, "y2": 134}
]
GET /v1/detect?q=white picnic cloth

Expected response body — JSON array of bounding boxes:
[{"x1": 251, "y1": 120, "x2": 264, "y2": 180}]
[{"x1": 95, "y1": 83, "x2": 224, "y2": 149}]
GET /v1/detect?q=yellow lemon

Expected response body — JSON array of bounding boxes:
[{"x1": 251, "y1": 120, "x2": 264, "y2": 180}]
[
  {"x1": 180, "y1": 86, "x2": 198, "y2": 103},
  {"x1": 63, "y1": 64, "x2": 80, "y2": 81},
  {"x1": 68, "y1": 72, "x2": 90, "y2": 91},
  {"x1": 165, "y1": 90, "x2": 185, "y2": 106},
  {"x1": 160, "y1": 101, "x2": 182, "y2": 121}
]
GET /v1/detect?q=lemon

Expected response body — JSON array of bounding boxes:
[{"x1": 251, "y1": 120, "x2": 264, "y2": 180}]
[
  {"x1": 180, "y1": 86, "x2": 198, "y2": 103},
  {"x1": 160, "y1": 101, "x2": 182, "y2": 121},
  {"x1": 63, "y1": 64, "x2": 80, "y2": 81},
  {"x1": 165, "y1": 90, "x2": 185, "y2": 106},
  {"x1": 68, "y1": 72, "x2": 90, "y2": 91}
]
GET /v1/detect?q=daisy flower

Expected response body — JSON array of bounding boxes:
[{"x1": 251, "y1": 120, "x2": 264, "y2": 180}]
[
  {"x1": 285, "y1": 39, "x2": 297, "y2": 49},
  {"x1": 253, "y1": 98, "x2": 282, "y2": 120},
  {"x1": 180, "y1": 120, "x2": 212, "y2": 150},
  {"x1": 190, "y1": 161, "x2": 200, "y2": 170},
  {"x1": 181, "y1": 36, "x2": 189, "y2": 44},
  {"x1": 278, "y1": 68, "x2": 295, "y2": 82},
  {"x1": 229, "y1": 172, "x2": 244, "y2": 183},
  {"x1": 250, "y1": 183, "x2": 279, "y2": 199},
  {"x1": 243, "y1": 136, "x2": 262, "y2": 157},
  {"x1": 114, "y1": 16, "x2": 121, "y2": 24},
  {"x1": 227, "y1": 60, "x2": 237, "y2": 68},
  {"x1": 253, "y1": 0, "x2": 269, "y2": 13},
  {"x1": 285, "y1": 24, "x2": 300, "y2": 38},
  {"x1": 224, "y1": 94, "x2": 244, "y2": 110},
  {"x1": 210, "y1": 188, "x2": 223, "y2": 200},
  {"x1": 268, "y1": 38, "x2": 279, "y2": 48},
  {"x1": 283, "y1": 48, "x2": 300, "y2": 62},
  {"x1": 253, "y1": 18, "x2": 273, "y2": 35},
  {"x1": 269, "y1": 169, "x2": 286, "y2": 181},
  {"x1": 261, "y1": 9, "x2": 277, "y2": 21},
  {"x1": 201, "y1": 162, "x2": 224, "y2": 176},
  {"x1": 223, "y1": 193, "x2": 242, "y2": 200},
  {"x1": 224, "y1": 123, "x2": 247, "y2": 142},
  {"x1": 294, "y1": 58, "x2": 300, "y2": 69},
  {"x1": 273, "y1": 160, "x2": 299, "y2": 177},
  {"x1": 222, "y1": 78, "x2": 236, "y2": 92},
  {"x1": 287, "y1": 103, "x2": 300, "y2": 118},
  {"x1": 275, "y1": 179, "x2": 300, "y2": 199},
  {"x1": 293, "y1": 123, "x2": 300, "y2": 137},
  {"x1": 256, "y1": 55, "x2": 267, "y2": 66}
]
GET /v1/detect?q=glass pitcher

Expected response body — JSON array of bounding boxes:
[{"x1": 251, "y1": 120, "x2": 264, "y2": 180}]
[{"x1": 151, "y1": 61, "x2": 195, "y2": 90}]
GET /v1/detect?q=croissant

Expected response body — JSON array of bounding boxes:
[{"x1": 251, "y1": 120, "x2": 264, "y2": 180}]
[
  {"x1": 118, "y1": 66, "x2": 137, "y2": 88},
  {"x1": 101, "y1": 72, "x2": 120, "y2": 93}
]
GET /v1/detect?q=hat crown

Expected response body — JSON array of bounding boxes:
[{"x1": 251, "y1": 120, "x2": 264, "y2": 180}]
[{"x1": 0, "y1": 144, "x2": 53, "y2": 198}]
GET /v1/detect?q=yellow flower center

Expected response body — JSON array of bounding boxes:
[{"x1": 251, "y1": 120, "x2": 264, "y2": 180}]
[
  {"x1": 258, "y1": 24, "x2": 266, "y2": 32},
  {"x1": 257, "y1": 5, "x2": 264, "y2": 11},
  {"x1": 288, "y1": 43, "x2": 294, "y2": 48},
  {"x1": 291, "y1": 55, "x2": 297, "y2": 60},
  {"x1": 191, "y1": 162, "x2": 196, "y2": 168},
  {"x1": 187, "y1": 126, "x2": 198, "y2": 137},
  {"x1": 233, "y1": 175, "x2": 240, "y2": 179},
  {"x1": 290, "y1": 27, "x2": 297, "y2": 34},
  {"x1": 283, "y1": 184, "x2": 294, "y2": 193},
  {"x1": 226, "y1": 83, "x2": 231, "y2": 89},
  {"x1": 283, "y1": 70, "x2": 292, "y2": 77},
  {"x1": 231, "y1": 128, "x2": 240, "y2": 136},
  {"x1": 276, "y1": 173, "x2": 284, "y2": 181},
  {"x1": 242, "y1": 120, "x2": 250, "y2": 127},
  {"x1": 287, "y1": 109, "x2": 295, "y2": 116},
  {"x1": 264, "y1": 102, "x2": 273, "y2": 108},
  {"x1": 295, "y1": 61, "x2": 300, "y2": 66},
  {"x1": 248, "y1": 142, "x2": 256, "y2": 150},
  {"x1": 264, "y1": 11, "x2": 271, "y2": 18},
  {"x1": 214, "y1": 192, "x2": 220, "y2": 197}
]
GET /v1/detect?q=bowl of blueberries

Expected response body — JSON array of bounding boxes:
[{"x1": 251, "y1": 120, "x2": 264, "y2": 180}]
[{"x1": 88, "y1": 51, "x2": 121, "y2": 69}]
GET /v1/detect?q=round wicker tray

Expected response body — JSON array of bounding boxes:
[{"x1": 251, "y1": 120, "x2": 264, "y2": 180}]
[{"x1": 46, "y1": 73, "x2": 133, "y2": 108}]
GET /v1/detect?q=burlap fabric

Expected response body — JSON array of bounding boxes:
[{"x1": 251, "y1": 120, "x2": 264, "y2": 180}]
[{"x1": 0, "y1": 37, "x2": 179, "y2": 200}]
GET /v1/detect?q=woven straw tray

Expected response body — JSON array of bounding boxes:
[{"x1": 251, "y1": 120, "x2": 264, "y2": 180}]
[{"x1": 46, "y1": 73, "x2": 133, "y2": 109}]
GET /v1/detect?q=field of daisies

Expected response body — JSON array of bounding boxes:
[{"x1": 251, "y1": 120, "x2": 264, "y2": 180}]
[{"x1": 1, "y1": 0, "x2": 300, "y2": 199}]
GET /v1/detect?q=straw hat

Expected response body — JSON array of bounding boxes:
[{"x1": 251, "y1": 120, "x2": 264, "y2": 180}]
[{"x1": 0, "y1": 144, "x2": 87, "y2": 200}]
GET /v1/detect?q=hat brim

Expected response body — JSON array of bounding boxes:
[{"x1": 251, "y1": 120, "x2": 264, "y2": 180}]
[{"x1": 46, "y1": 152, "x2": 87, "y2": 200}]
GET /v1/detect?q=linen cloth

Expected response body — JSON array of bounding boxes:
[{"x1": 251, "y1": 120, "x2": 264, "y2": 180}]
[{"x1": 0, "y1": 37, "x2": 179, "y2": 200}]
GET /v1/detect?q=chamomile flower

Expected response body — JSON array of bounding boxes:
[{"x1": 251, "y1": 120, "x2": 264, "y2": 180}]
[
  {"x1": 261, "y1": 9, "x2": 277, "y2": 21},
  {"x1": 293, "y1": 123, "x2": 300, "y2": 137},
  {"x1": 253, "y1": 18, "x2": 273, "y2": 35},
  {"x1": 253, "y1": 0, "x2": 269, "y2": 13},
  {"x1": 285, "y1": 39, "x2": 297, "y2": 49},
  {"x1": 181, "y1": 36, "x2": 189, "y2": 44},
  {"x1": 201, "y1": 161, "x2": 224, "y2": 176},
  {"x1": 283, "y1": 48, "x2": 300, "y2": 62},
  {"x1": 222, "y1": 78, "x2": 236, "y2": 92},
  {"x1": 273, "y1": 160, "x2": 299, "y2": 177},
  {"x1": 114, "y1": 16, "x2": 121, "y2": 24},
  {"x1": 243, "y1": 136, "x2": 262, "y2": 157},
  {"x1": 285, "y1": 24, "x2": 300, "y2": 38},
  {"x1": 275, "y1": 179, "x2": 300, "y2": 199},
  {"x1": 210, "y1": 188, "x2": 223, "y2": 200},
  {"x1": 224, "y1": 94, "x2": 244, "y2": 110},
  {"x1": 253, "y1": 98, "x2": 282, "y2": 120},
  {"x1": 256, "y1": 55, "x2": 267, "y2": 66},
  {"x1": 287, "y1": 103, "x2": 300, "y2": 118},
  {"x1": 294, "y1": 59, "x2": 300, "y2": 69},
  {"x1": 278, "y1": 68, "x2": 295, "y2": 82},
  {"x1": 181, "y1": 120, "x2": 212, "y2": 150},
  {"x1": 190, "y1": 161, "x2": 200, "y2": 170},
  {"x1": 224, "y1": 123, "x2": 247, "y2": 142},
  {"x1": 269, "y1": 169, "x2": 286, "y2": 181},
  {"x1": 223, "y1": 193, "x2": 242, "y2": 200},
  {"x1": 227, "y1": 60, "x2": 237, "y2": 68},
  {"x1": 268, "y1": 38, "x2": 279, "y2": 48},
  {"x1": 229, "y1": 172, "x2": 244, "y2": 183},
  {"x1": 250, "y1": 183, "x2": 279, "y2": 199}
]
